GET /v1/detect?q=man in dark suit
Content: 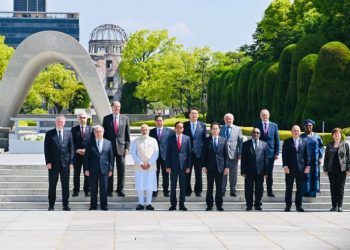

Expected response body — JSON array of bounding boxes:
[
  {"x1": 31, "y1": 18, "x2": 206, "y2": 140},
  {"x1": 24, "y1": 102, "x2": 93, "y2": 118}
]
[
  {"x1": 102, "y1": 101, "x2": 130, "y2": 197},
  {"x1": 202, "y1": 123, "x2": 229, "y2": 211},
  {"x1": 241, "y1": 128, "x2": 269, "y2": 211},
  {"x1": 84, "y1": 125, "x2": 113, "y2": 210},
  {"x1": 149, "y1": 115, "x2": 174, "y2": 197},
  {"x1": 254, "y1": 109, "x2": 280, "y2": 197},
  {"x1": 166, "y1": 121, "x2": 192, "y2": 211},
  {"x1": 282, "y1": 125, "x2": 310, "y2": 212},
  {"x1": 183, "y1": 108, "x2": 207, "y2": 197},
  {"x1": 71, "y1": 112, "x2": 94, "y2": 197},
  {"x1": 44, "y1": 115, "x2": 74, "y2": 211}
]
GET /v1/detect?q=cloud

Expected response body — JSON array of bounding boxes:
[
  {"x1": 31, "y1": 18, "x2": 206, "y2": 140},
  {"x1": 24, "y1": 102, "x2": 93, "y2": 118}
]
[{"x1": 167, "y1": 22, "x2": 192, "y2": 37}]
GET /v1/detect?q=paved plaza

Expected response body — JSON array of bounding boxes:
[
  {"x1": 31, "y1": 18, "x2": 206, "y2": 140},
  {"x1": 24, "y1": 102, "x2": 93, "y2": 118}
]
[{"x1": 0, "y1": 211, "x2": 349, "y2": 249}]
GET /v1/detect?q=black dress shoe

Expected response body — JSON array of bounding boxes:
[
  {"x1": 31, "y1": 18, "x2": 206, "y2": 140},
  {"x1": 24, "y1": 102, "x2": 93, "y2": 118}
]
[
  {"x1": 296, "y1": 207, "x2": 304, "y2": 212},
  {"x1": 206, "y1": 207, "x2": 212, "y2": 211},
  {"x1": 186, "y1": 192, "x2": 192, "y2": 197},
  {"x1": 85, "y1": 192, "x2": 90, "y2": 197},
  {"x1": 108, "y1": 192, "x2": 113, "y2": 197},
  {"x1": 230, "y1": 191, "x2": 237, "y2": 197},
  {"x1": 72, "y1": 192, "x2": 79, "y2": 197},
  {"x1": 163, "y1": 192, "x2": 170, "y2": 197},
  {"x1": 267, "y1": 193, "x2": 275, "y2": 197},
  {"x1": 330, "y1": 207, "x2": 337, "y2": 212},
  {"x1": 338, "y1": 207, "x2": 343, "y2": 212},
  {"x1": 152, "y1": 192, "x2": 158, "y2": 197},
  {"x1": 146, "y1": 205, "x2": 155, "y2": 211},
  {"x1": 246, "y1": 207, "x2": 252, "y2": 211},
  {"x1": 117, "y1": 192, "x2": 125, "y2": 197},
  {"x1": 222, "y1": 192, "x2": 226, "y2": 197},
  {"x1": 179, "y1": 206, "x2": 188, "y2": 211},
  {"x1": 101, "y1": 207, "x2": 108, "y2": 211},
  {"x1": 136, "y1": 204, "x2": 144, "y2": 210},
  {"x1": 195, "y1": 193, "x2": 201, "y2": 197},
  {"x1": 169, "y1": 206, "x2": 176, "y2": 211},
  {"x1": 285, "y1": 207, "x2": 291, "y2": 212},
  {"x1": 217, "y1": 207, "x2": 224, "y2": 211},
  {"x1": 255, "y1": 206, "x2": 262, "y2": 211},
  {"x1": 63, "y1": 206, "x2": 71, "y2": 211},
  {"x1": 89, "y1": 207, "x2": 97, "y2": 210},
  {"x1": 48, "y1": 206, "x2": 54, "y2": 211}
]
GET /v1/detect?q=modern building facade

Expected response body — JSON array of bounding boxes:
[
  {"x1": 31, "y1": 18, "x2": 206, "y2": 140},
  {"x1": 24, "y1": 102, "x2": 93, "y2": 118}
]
[
  {"x1": 0, "y1": 11, "x2": 79, "y2": 48},
  {"x1": 14, "y1": 0, "x2": 46, "y2": 12}
]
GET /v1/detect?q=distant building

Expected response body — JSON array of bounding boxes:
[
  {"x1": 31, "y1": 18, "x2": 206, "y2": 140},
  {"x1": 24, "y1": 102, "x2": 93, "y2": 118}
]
[
  {"x1": 14, "y1": 0, "x2": 46, "y2": 12},
  {"x1": 89, "y1": 24, "x2": 127, "y2": 101}
]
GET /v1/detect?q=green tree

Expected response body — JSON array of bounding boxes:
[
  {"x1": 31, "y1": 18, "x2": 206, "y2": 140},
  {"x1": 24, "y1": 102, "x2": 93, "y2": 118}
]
[
  {"x1": 0, "y1": 36, "x2": 14, "y2": 80},
  {"x1": 21, "y1": 90, "x2": 42, "y2": 114},
  {"x1": 262, "y1": 62, "x2": 279, "y2": 111},
  {"x1": 69, "y1": 82, "x2": 90, "y2": 112},
  {"x1": 120, "y1": 82, "x2": 143, "y2": 114}
]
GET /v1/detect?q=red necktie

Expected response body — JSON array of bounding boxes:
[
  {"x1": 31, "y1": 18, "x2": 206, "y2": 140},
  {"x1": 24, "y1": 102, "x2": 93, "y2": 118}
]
[
  {"x1": 114, "y1": 116, "x2": 119, "y2": 135},
  {"x1": 177, "y1": 135, "x2": 181, "y2": 150}
]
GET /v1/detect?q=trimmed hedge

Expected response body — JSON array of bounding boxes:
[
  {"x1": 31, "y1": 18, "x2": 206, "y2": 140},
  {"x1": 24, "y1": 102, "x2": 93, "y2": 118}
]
[{"x1": 262, "y1": 62, "x2": 279, "y2": 111}]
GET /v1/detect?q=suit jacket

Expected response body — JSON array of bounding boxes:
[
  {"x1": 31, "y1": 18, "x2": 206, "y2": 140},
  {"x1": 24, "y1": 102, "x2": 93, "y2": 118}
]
[
  {"x1": 183, "y1": 121, "x2": 206, "y2": 158},
  {"x1": 102, "y1": 113, "x2": 130, "y2": 156},
  {"x1": 149, "y1": 126, "x2": 174, "y2": 161},
  {"x1": 71, "y1": 125, "x2": 94, "y2": 162},
  {"x1": 323, "y1": 141, "x2": 350, "y2": 172},
  {"x1": 201, "y1": 136, "x2": 228, "y2": 173},
  {"x1": 254, "y1": 121, "x2": 280, "y2": 158},
  {"x1": 219, "y1": 124, "x2": 243, "y2": 160},
  {"x1": 44, "y1": 128, "x2": 74, "y2": 168},
  {"x1": 166, "y1": 134, "x2": 192, "y2": 170},
  {"x1": 241, "y1": 139, "x2": 269, "y2": 176},
  {"x1": 282, "y1": 137, "x2": 310, "y2": 172},
  {"x1": 84, "y1": 139, "x2": 114, "y2": 175}
]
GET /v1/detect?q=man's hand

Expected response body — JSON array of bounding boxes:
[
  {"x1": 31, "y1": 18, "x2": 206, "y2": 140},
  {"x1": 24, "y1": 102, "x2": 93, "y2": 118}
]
[
  {"x1": 202, "y1": 167, "x2": 207, "y2": 173},
  {"x1": 69, "y1": 164, "x2": 73, "y2": 171},
  {"x1": 46, "y1": 163, "x2": 52, "y2": 170},
  {"x1": 85, "y1": 170, "x2": 89, "y2": 176},
  {"x1": 274, "y1": 155, "x2": 279, "y2": 160},
  {"x1": 284, "y1": 166, "x2": 290, "y2": 174},
  {"x1": 108, "y1": 171, "x2": 112, "y2": 177},
  {"x1": 241, "y1": 173, "x2": 246, "y2": 177},
  {"x1": 324, "y1": 171, "x2": 328, "y2": 177},
  {"x1": 77, "y1": 149, "x2": 85, "y2": 156},
  {"x1": 346, "y1": 171, "x2": 350, "y2": 177},
  {"x1": 124, "y1": 149, "x2": 129, "y2": 155},
  {"x1": 224, "y1": 168, "x2": 229, "y2": 176},
  {"x1": 318, "y1": 159, "x2": 322, "y2": 166},
  {"x1": 264, "y1": 175, "x2": 268, "y2": 178},
  {"x1": 304, "y1": 166, "x2": 310, "y2": 174},
  {"x1": 185, "y1": 168, "x2": 191, "y2": 174},
  {"x1": 166, "y1": 168, "x2": 171, "y2": 173}
]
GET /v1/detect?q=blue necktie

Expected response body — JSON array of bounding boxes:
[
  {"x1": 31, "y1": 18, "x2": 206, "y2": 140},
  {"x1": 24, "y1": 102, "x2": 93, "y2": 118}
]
[
  {"x1": 191, "y1": 123, "x2": 196, "y2": 136},
  {"x1": 226, "y1": 126, "x2": 231, "y2": 139},
  {"x1": 214, "y1": 138, "x2": 218, "y2": 151}
]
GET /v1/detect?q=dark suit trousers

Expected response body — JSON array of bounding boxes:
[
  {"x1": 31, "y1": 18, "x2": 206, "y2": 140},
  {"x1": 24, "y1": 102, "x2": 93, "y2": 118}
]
[
  {"x1": 265, "y1": 157, "x2": 275, "y2": 194},
  {"x1": 156, "y1": 157, "x2": 169, "y2": 194},
  {"x1": 186, "y1": 153, "x2": 202, "y2": 194},
  {"x1": 245, "y1": 173, "x2": 264, "y2": 208},
  {"x1": 285, "y1": 170, "x2": 304, "y2": 208},
  {"x1": 48, "y1": 166, "x2": 70, "y2": 207},
  {"x1": 170, "y1": 166, "x2": 187, "y2": 207},
  {"x1": 90, "y1": 170, "x2": 108, "y2": 209},
  {"x1": 328, "y1": 170, "x2": 346, "y2": 208},
  {"x1": 73, "y1": 155, "x2": 89, "y2": 193},
  {"x1": 206, "y1": 170, "x2": 224, "y2": 209},
  {"x1": 108, "y1": 153, "x2": 125, "y2": 193}
]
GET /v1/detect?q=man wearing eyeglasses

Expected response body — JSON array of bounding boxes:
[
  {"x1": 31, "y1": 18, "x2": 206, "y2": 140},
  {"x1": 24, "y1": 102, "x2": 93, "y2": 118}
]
[
  {"x1": 71, "y1": 112, "x2": 94, "y2": 197},
  {"x1": 241, "y1": 128, "x2": 269, "y2": 211}
]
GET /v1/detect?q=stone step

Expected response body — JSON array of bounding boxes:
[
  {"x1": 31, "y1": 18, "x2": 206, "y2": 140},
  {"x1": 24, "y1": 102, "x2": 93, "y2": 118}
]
[{"x1": 0, "y1": 201, "x2": 348, "y2": 210}]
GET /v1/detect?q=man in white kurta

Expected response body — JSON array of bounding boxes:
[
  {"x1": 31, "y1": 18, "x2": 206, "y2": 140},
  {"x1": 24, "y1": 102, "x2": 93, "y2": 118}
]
[{"x1": 131, "y1": 124, "x2": 159, "y2": 210}]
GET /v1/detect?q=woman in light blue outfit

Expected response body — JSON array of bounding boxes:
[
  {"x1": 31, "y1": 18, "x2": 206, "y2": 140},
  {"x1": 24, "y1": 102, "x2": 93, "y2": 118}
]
[{"x1": 301, "y1": 119, "x2": 324, "y2": 197}]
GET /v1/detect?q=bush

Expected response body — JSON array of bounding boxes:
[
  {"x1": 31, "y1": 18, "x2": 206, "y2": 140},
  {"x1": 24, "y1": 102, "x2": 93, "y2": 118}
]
[
  {"x1": 262, "y1": 62, "x2": 279, "y2": 111},
  {"x1": 131, "y1": 117, "x2": 189, "y2": 127},
  {"x1": 247, "y1": 61, "x2": 265, "y2": 123},
  {"x1": 342, "y1": 127, "x2": 350, "y2": 136},
  {"x1": 303, "y1": 41, "x2": 350, "y2": 130},
  {"x1": 31, "y1": 108, "x2": 48, "y2": 115}
]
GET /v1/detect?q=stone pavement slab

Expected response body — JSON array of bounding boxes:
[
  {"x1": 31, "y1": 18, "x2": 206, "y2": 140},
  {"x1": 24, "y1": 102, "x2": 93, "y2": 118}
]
[{"x1": 0, "y1": 211, "x2": 349, "y2": 249}]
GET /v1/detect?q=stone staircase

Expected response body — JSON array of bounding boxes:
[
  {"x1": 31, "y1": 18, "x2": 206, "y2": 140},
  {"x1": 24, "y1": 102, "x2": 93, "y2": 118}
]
[{"x1": 0, "y1": 162, "x2": 349, "y2": 211}]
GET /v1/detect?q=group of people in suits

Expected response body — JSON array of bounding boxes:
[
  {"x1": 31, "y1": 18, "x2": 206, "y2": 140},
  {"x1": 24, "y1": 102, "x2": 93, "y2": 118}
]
[{"x1": 44, "y1": 105, "x2": 350, "y2": 212}]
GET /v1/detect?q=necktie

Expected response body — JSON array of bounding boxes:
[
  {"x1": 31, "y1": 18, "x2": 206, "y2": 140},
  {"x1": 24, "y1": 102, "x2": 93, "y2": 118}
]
[
  {"x1": 191, "y1": 123, "x2": 196, "y2": 136},
  {"x1": 295, "y1": 139, "x2": 299, "y2": 151},
  {"x1": 58, "y1": 130, "x2": 63, "y2": 144},
  {"x1": 214, "y1": 137, "x2": 218, "y2": 151},
  {"x1": 177, "y1": 135, "x2": 181, "y2": 150},
  {"x1": 226, "y1": 126, "x2": 232, "y2": 139},
  {"x1": 254, "y1": 140, "x2": 258, "y2": 152},
  {"x1": 98, "y1": 140, "x2": 102, "y2": 153},
  {"x1": 114, "y1": 116, "x2": 119, "y2": 135},
  {"x1": 264, "y1": 123, "x2": 268, "y2": 135},
  {"x1": 81, "y1": 126, "x2": 85, "y2": 138},
  {"x1": 157, "y1": 128, "x2": 162, "y2": 140}
]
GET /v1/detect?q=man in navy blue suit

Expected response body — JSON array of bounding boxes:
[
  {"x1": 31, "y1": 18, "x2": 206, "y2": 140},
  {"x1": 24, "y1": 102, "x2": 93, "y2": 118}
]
[
  {"x1": 183, "y1": 108, "x2": 207, "y2": 197},
  {"x1": 84, "y1": 125, "x2": 113, "y2": 211},
  {"x1": 44, "y1": 115, "x2": 74, "y2": 211},
  {"x1": 149, "y1": 115, "x2": 174, "y2": 197},
  {"x1": 254, "y1": 109, "x2": 280, "y2": 197},
  {"x1": 166, "y1": 122, "x2": 192, "y2": 211}
]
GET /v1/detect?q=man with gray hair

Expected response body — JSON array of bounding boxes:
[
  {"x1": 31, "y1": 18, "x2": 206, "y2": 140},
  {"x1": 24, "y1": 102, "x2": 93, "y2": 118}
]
[
  {"x1": 219, "y1": 113, "x2": 243, "y2": 197},
  {"x1": 71, "y1": 112, "x2": 94, "y2": 197},
  {"x1": 131, "y1": 124, "x2": 159, "y2": 210}
]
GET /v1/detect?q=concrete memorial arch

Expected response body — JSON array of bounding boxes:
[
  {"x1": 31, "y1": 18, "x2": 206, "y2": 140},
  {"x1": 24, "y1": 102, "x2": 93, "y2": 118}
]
[{"x1": 0, "y1": 31, "x2": 111, "y2": 127}]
